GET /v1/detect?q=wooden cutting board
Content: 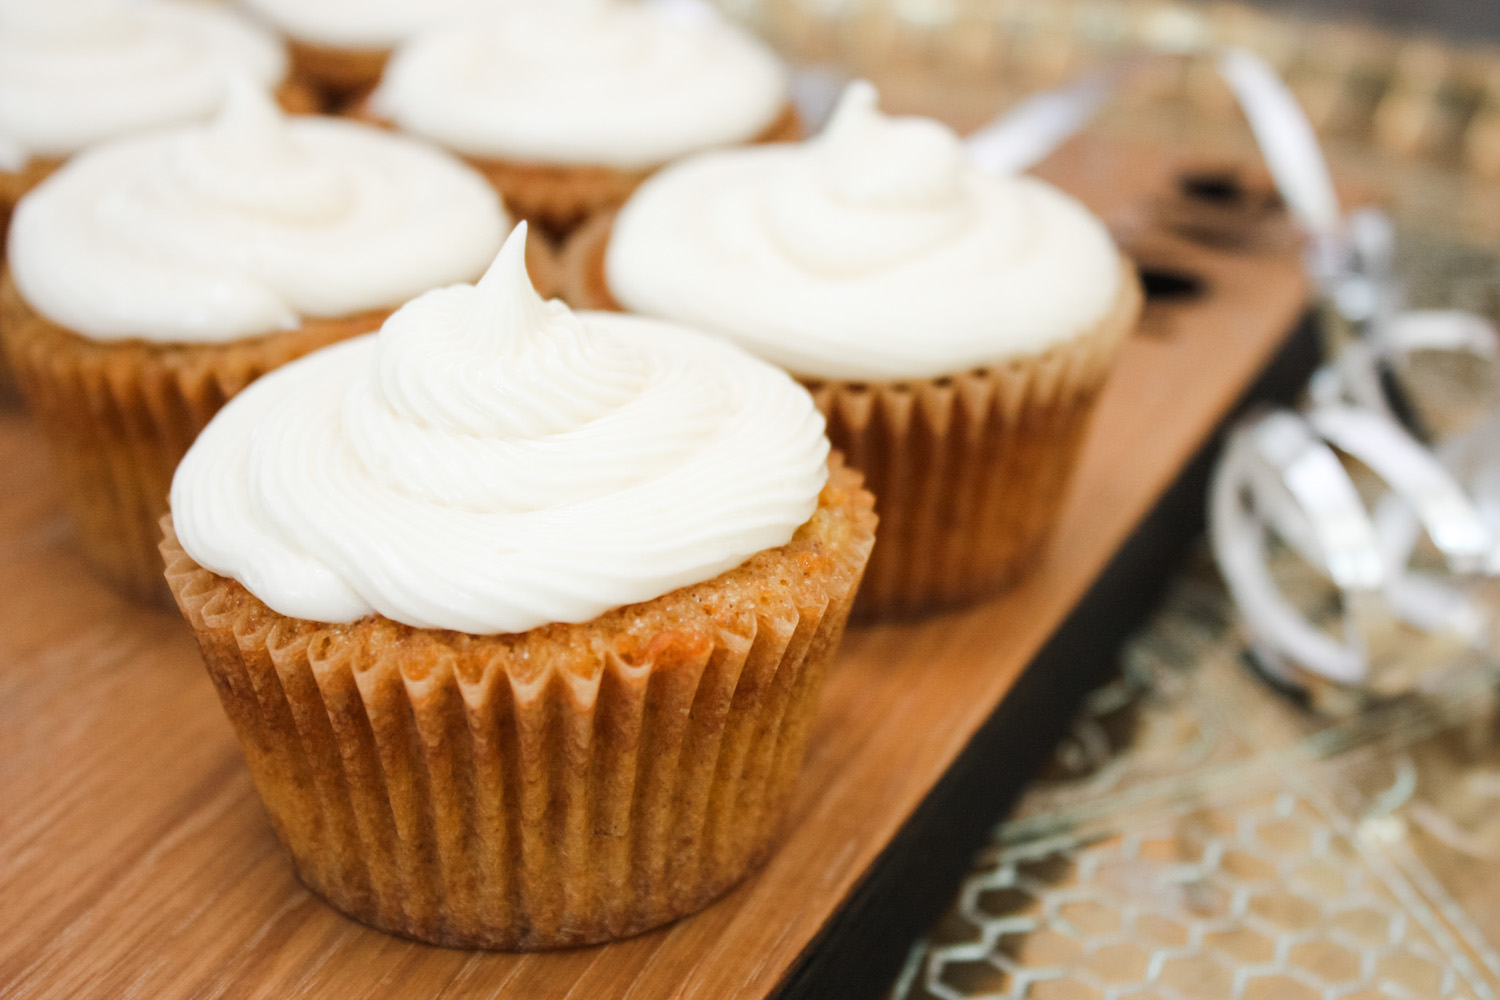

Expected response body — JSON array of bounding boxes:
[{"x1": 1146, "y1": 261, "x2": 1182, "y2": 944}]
[{"x1": 0, "y1": 133, "x2": 1311, "y2": 1000}]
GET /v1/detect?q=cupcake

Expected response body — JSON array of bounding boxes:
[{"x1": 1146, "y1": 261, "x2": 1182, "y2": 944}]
[
  {"x1": 161, "y1": 224, "x2": 876, "y2": 949},
  {"x1": 366, "y1": 0, "x2": 800, "y2": 238},
  {"x1": 2, "y1": 80, "x2": 510, "y2": 602},
  {"x1": 236, "y1": 0, "x2": 496, "y2": 108},
  {"x1": 0, "y1": 0, "x2": 312, "y2": 228},
  {"x1": 0, "y1": 0, "x2": 311, "y2": 395},
  {"x1": 564, "y1": 81, "x2": 1142, "y2": 617}
]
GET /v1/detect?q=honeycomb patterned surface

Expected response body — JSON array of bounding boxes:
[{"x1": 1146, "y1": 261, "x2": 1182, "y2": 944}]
[
  {"x1": 889, "y1": 553, "x2": 1500, "y2": 1000},
  {"x1": 879, "y1": 296, "x2": 1500, "y2": 998},
  {"x1": 908, "y1": 788, "x2": 1493, "y2": 999}
]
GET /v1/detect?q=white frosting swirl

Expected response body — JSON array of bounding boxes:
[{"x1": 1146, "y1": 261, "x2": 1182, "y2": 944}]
[
  {"x1": 8, "y1": 80, "x2": 507, "y2": 343},
  {"x1": 371, "y1": 0, "x2": 788, "y2": 170},
  {"x1": 0, "y1": 0, "x2": 286, "y2": 171},
  {"x1": 238, "y1": 0, "x2": 500, "y2": 51},
  {"x1": 606, "y1": 82, "x2": 1124, "y2": 381},
  {"x1": 170, "y1": 225, "x2": 831, "y2": 634}
]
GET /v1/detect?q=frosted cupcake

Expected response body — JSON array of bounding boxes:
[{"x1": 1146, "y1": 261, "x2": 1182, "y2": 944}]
[
  {"x1": 564, "y1": 82, "x2": 1142, "y2": 616},
  {"x1": 0, "y1": 0, "x2": 310, "y2": 228},
  {"x1": 236, "y1": 0, "x2": 497, "y2": 107},
  {"x1": 2, "y1": 81, "x2": 509, "y2": 602},
  {"x1": 161, "y1": 224, "x2": 876, "y2": 949},
  {"x1": 367, "y1": 0, "x2": 799, "y2": 237}
]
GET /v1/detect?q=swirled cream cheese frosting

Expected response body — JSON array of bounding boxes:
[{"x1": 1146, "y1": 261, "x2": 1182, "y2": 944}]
[
  {"x1": 606, "y1": 81, "x2": 1124, "y2": 381},
  {"x1": 0, "y1": 0, "x2": 286, "y2": 171},
  {"x1": 370, "y1": 0, "x2": 788, "y2": 170},
  {"x1": 170, "y1": 224, "x2": 831, "y2": 634},
  {"x1": 8, "y1": 79, "x2": 506, "y2": 343},
  {"x1": 238, "y1": 0, "x2": 498, "y2": 51}
]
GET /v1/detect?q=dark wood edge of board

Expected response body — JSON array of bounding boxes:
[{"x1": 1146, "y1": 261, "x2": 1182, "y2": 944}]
[{"x1": 772, "y1": 313, "x2": 1323, "y2": 1000}]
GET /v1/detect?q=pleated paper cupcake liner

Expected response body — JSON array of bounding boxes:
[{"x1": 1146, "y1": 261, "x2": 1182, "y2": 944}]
[
  {"x1": 0, "y1": 270, "x2": 388, "y2": 604},
  {"x1": 808, "y1": 267, "x2": 1140, "y2": 616},
  {"x1": 160, "y1": 459, "x2": 875, "y2": 950},
  {"x1": 559, "y1": 208, "x2": 623, "y2": 311},
  {"x1": 1, "y1": 157, "x2": 60, "y2": 235},
  {"x1": 562, "y1": 222, "x2": 1143, "y2": 616},
  {"x1": 286, "y1": 39, "x2": 390, "y2": 110}
]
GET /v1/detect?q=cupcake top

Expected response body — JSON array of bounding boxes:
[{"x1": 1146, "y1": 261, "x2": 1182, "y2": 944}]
[
  {"x1": 606, "y1": 81, "x2": 1124, "y2": 381},
  {"x1": 371, "y1": 0, "x2": 788, "y2": 170},
  {"x1": 238, "y1": 0, "x2": 498, "y2": 51},
  {"x1": 9, "y1": 79, "x2": 507, "y2": 343},
  {"x1": 170, "y1": 224, "x2": 831, "y2": 634},
  {"x1": 0, "y1": 0, "x2": 286, "y2": 171}
]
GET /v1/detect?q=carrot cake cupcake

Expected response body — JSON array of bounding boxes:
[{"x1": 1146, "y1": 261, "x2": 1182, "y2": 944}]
[
  {"x1": 367, "y1": 0, "x2": 799, "y2": 236},
  {"x1": 0, "y1": 0, "x2": 310, "y2": 394},
  {"x1": 237, "y1": 0, "x2": 495, "y2": 107},
  {"x1": 162, "y1": 224, "x2": 876, "y2": 949},
  {"x1": 565, "y1": 81, "x2": 1142, "y2": 617},
  {"x1": 2, "y1": 80, "x2": 509, "y2": 602}
]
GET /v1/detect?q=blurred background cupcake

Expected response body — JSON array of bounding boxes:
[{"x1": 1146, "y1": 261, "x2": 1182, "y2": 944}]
[
  {"x1": 564, "y1": 81, "x2": 1142, "y2": 617},
  {"x1": 1, "y1": 80, "x2": 511, "y2": 603},
  {"x1": 236, "y1": 0, "x2": 498, "y2": 111},
  {"x1": 0, "y1": 0, "x2": 311, "y2": 238},
  {"x1": 162, "y1": 225, "x2": 876, "y2": 949},
  {"x1": 0, "y1": 0, "x2": 312, "y2": 397},
  {"x1": 365, "y1": 0, "x2": 800, "y2": 240}
]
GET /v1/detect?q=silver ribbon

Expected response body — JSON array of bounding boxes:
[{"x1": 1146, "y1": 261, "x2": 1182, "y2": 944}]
[{"x1": 959, "y1": 42, "x2": 1500, "y2": 693}]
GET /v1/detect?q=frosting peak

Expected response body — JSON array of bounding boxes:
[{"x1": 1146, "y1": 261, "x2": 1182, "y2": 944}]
[
  {"x1": 814, "y1": 81, "x2": 966, "y2": 209},
  {"x1": 373, "y1": 224, "x2": 644, "y2": 442},
  {"x1": 171, "y1": 224, "x2": 831, "y2": 633},
  {"x1": 167, "y1": 77, "x2": 351, "y2": 224},
  {"x1": 767, "y1": 80, "x2": 974, "y2": 276}
]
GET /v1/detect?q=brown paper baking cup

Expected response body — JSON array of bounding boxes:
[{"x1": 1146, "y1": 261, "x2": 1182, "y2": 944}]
[
  {"x1": 0, "y1": 270, "x2": 389, "y2": 604},
  {"x1": 0, "y1": 161, "x2": 60, "y2": 403},
  {"x1": 0, "y1": 156, "x2": 60, "y2": 232},
  {"x1": 563, "y1": 221, "x2": 1141, "y2": 616},
  {"x1": 558, "y1": 207, "x2": 624, "y2": 311},
  {"x1": 160, "y1": 458, "x2": 875, "y2": 950},
  {"x1": 286, "y1": 39, "x2": 391, "y2": 112},
  {"x1": 809, "y1": 269, "x2": 1139, "y2": 616}
]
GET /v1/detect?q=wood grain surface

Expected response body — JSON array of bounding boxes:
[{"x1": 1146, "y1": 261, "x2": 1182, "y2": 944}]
[{"x1": 0, "y1": 135, "x2": 1310, "y2": 1000}]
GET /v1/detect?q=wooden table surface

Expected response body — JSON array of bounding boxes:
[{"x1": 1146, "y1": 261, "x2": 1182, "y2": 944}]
[{"x1": 0, "y1": 135, "x2": 1309, "y2": 1000}]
